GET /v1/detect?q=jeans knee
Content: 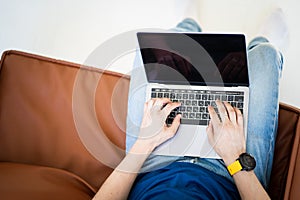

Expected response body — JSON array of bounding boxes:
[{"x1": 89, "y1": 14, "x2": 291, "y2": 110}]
[
  {"x1": 173, "y1": 18, "x2": 202, "y2": 32},
  {"x1": 249, "y1": 43, "x2": 283, "y2": 77}
]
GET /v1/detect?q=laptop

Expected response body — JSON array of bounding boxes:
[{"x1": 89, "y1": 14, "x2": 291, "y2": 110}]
[{"x1": 136, "y1": 32, "x2": 249, "y2": 158}]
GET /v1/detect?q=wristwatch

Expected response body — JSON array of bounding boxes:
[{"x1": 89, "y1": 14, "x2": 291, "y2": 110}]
[{"x1": 227, "y1": 153, "x2": 256, "y2": 176}]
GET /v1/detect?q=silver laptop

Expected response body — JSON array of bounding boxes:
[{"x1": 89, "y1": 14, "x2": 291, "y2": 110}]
[{"x1": 136, "y1": 32, "x2": 249, "y2": 158}]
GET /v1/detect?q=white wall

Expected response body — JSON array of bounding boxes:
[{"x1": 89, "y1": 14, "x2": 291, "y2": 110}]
[
  {"x1": 1, "y1": 0, "x2": 299, "y2": 107},
  {"x1": 0, "y1": 0, "x2": 184, "y2": 65}
]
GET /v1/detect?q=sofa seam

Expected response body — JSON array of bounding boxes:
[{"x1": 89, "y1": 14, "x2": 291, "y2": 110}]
[{"x1": 1, "y1": 50, "x2": 130, "y2": 80}]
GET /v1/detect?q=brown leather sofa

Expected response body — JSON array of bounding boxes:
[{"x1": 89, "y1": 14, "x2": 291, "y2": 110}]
[{"x1": 0, "y1": 50, "x2": 299, "y2": 200}]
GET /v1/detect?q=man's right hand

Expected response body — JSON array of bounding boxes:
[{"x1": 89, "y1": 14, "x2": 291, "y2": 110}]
[{"x1": 206, "y1": 100, "x2": 246, "y2": 166}]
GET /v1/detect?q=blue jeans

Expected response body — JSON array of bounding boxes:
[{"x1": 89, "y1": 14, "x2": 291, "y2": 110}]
[{"x1": 126, "y1": 18, "x2": 283, "y2": 189}]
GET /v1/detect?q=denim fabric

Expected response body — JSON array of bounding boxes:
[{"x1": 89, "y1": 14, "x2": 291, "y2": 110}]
[{"x1": 170, "y1": 18, "x2": 202, "y2": 32}]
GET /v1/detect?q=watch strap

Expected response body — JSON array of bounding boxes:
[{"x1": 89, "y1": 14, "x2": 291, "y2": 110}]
[{"x1": 227, "y1": 160, "x2": 243, "y2": 176}]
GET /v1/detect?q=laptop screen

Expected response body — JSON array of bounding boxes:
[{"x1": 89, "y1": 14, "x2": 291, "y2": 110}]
[{"x1": 137, "y1": 32, "x2": 249, "y2": 87}]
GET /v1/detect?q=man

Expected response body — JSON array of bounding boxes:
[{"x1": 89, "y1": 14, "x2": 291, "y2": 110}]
[{"x1": 93, "y1": 12, "x2": 286, "y2": 199}]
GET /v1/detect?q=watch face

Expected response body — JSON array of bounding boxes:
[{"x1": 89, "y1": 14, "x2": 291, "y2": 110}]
[{"x1": 239, "y1": 153, "x2": 256, "y2": 171}]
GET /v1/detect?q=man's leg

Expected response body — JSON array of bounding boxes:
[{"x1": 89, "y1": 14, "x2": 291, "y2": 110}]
[{"x1": 246, "y1": 36, "x2": 283, "y2": 188}]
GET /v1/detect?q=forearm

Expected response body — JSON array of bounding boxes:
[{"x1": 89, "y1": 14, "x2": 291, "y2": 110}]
[
  {"x1": 207, "y1": 102, "x2": 270, "y2": 199},
  {"x1": 93, "y1": 99, "x2": 181, "y2": 200},
  {"x1": 223, "y1": 156, "x2": 269, "y2": 199},
  {"x1": 223, "y1": 154, "x2": 269, "y2": 200},
  {"x1": 93, "y1": 140, "x2": 155, "y2": 200},
  {"x1": 232, "y1": 171, "x2": 270, "y2": 200}
]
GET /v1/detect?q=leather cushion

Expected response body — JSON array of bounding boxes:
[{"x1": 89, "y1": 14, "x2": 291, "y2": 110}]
[
  {"x1": 0, "y1": 162, "x2": 95, "y2": 200},
  {"x1": 0, "y1": 50, "x2": 129, "y2": 190}
]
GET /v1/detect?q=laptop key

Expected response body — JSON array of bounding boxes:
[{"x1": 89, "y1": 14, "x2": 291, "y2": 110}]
[
  {"x1": 231, "y1": 102, "x2": 237, "y2": 108},
  {"x1": 192, "y1": 100, "x2": 197, "y2": 106},
  {"x1": 189, "y1": 113, "x2": 195, "y2": 119},
  {"x1": 151, "y1": 93, "x2": 157, "y2": 98},
  {"x1": 221, "y1": 95, "x2": 227, "y2": 101},
  {"x1": 193, "y1": 107, "x2": 199, "y2": 112},
  {"x1": 176, "y1": 94, "x2": 182, "y2": 99},
  {"x1": 166, "y1": 118, "x2": 174, "y2": 125},
  {"x1": 170, "y1": 112, "x2": 176, "y2": 118},
  {"x1": 180, "y1": 119, "x2": 208, "y2": 125},
  {"x1": 211, "y1": 101, "x2": 217, "y2": 108},
  {"x1": 202, "y1": 113, "x2": 209, "y2": 119},
  {"x1": 186, "y1": 100, "x2": 191, "y2": 106},
  {"x1": 198, "y1": 101, "x2": 204, "y2": 106},
  {"x1": 235, "y1": 95, "x2": 244, "y2": 102},
  {"x1": 179, "y1": 106, "x2": 186, "y2": 112},
  {"x1": 182, "y1": 113, "x2": 188, "y2": 119},
  {"x1": 228, "y1": 95, "x2": 234, "y2": 101},
  {"x1": 237, "y1": 102, "x2": 243, "y2": 109},
  {"x1": 199, "y1": 107, "x2": 205, "y2": 113}
]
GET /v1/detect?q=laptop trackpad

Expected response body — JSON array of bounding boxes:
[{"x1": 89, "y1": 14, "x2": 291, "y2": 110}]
[{"x1": 153, "y1": 124, "x2": 219, "y2": 158}]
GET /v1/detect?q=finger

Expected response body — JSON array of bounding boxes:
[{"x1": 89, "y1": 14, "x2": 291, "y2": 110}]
[
  {"x1": 224, "y1": 102, "x2": 237, "y2": 124},
  {"x1": 168, "y1": 114, "x2": 181, "y2": 134},
  {"x1": 206, "y1": 120, "x2": 215, "y2": 146},
  {"x1": 143, "y1": 102, "x2": 148, "y2": 113},
  {"x1": 208, "y1": 105, "x2": 220, "y2": 125},
  {"x1": 215, "y1": 100, "x2": 229, "y2": 122},
  {"x1": 145, "y1": 99, "x2": 154, "y2": 112},
  {"x1": 234, "y1": 107, "x2": 244, "y2": 127},
  {"x1": 162, "y1": 101, "x2": 181, "y2": 117},
  {"x1": 153, "y1": 98, "x2": 171, "y2": 109}
]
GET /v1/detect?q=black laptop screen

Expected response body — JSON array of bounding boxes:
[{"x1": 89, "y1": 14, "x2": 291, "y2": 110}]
[{"x1": 137, "y1": 32, "x2": 249, "y2": 87}]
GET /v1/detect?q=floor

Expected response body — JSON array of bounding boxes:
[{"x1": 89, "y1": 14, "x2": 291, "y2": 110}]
[{"x1": 0, "y1": 0, "x2": 299, "y2": 107}]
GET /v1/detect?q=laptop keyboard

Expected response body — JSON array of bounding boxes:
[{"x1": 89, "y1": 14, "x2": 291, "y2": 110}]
[{"x1": 151, "y1": 88, "x2": 244, "y2": 126}]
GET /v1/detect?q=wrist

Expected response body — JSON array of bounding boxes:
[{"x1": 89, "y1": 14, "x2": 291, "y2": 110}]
[
  {"x1": 117, "y1": 140, "x2": 154, "y2": 173},
  {"x1": 223, "y1": 151, "x2": 245, "y2": 167},
  {"x1": 129, "y1": 139, "x2": 156, "y2": 155},
  {"x1": 226, "y1": 152, "x2": 256, "y2": 176}
]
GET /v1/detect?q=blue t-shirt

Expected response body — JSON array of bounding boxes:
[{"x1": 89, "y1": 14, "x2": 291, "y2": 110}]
[{"x1": 128, "y1": 161, "x2": 240, "y2": 200}]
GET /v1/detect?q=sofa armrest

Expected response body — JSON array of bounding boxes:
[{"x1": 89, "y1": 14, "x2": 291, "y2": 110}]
[
  {"x1": 282, "y1": 103, "x2": 300, "y2": 200},
  {"x1": 268, "y1": 103, "x2": 300, "y2": 200}
]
